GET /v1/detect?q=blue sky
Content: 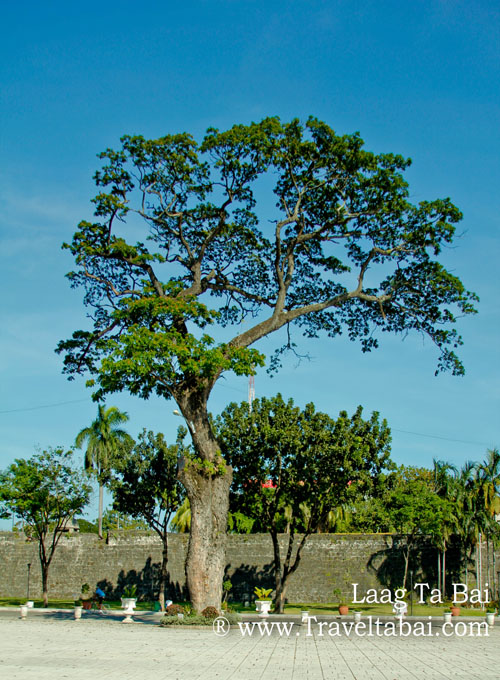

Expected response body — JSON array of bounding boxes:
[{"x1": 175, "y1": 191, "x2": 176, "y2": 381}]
[{"x1": 1, "y1": 0, "x2": 499, "y2": 524}]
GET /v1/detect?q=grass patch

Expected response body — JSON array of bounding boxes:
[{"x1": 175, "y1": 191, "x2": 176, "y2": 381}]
[
  {"x1": 0, "y1": 597, "x2": 157, "y2": 610},
  {"x1": 0, "y1": 597, "x2": 489, "y2": 617}
]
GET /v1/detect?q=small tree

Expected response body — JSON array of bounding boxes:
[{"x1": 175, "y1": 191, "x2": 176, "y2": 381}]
[
  {"x1": 216, "y1": 395, "x2": 392, "y2": 612},
  {"x1": 0, "y1": 448, "x2": 91, "y2": 606},
  {"x1": 75, "y1": 404, "x2": 132, "y2": 538},
  {"x1": 382, "y1": 470, "x2": 452, "y2": 590},
  {"x1": 109, "y1": 429, "x2": 184, "y2": 610}
]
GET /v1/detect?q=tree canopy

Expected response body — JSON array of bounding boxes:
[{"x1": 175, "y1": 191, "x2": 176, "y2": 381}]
[
  {"x1": 57, "y1": 115, "x2": 477, "y2": 612},
  {"x1": 216, "y1": 395, "x2": 393, "y2": 611},
  {"x1": 0, "y1": 448, "x2": 91, "y2": 606},
  {"x1": 58, "y1": 116, "x2": 476, "y2": 401}
]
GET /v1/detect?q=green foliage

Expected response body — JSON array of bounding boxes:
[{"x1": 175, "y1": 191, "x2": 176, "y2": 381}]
[
  {"x1": 0, "y1": 448, "x2": 92, "y2": 605},
  {"x1": 100, "y1": 509, "x2": 149, "y2": 532},
  {"x1": 185, "y1": 454, "x2": 227, "y2": 477},
  {"x1": 109, "y1": 429, "x2": 184, "y2": 539},
  {"x1": 0, "y1": 448, "x2": 91, "y2": 537},
  {"x1": 217, "y1": 395, "x2": 393, "y2": 536},
  {"x1": 77, "y1": 519, "x2": 98, "y2": 533},
  {"x1": 254, "y1": 587, "x2": 273, "y2": 601},
  {"x1": 169, "y1": 498, "x2": 254, "y2": 534},
  {"x1": 58, "y1": 116, "x2": 477, "y2": 408},
  {"x1": 160, "y1": 612, "x2": 241, "y2": 626},
  {"x1": 170, "y1": 497, "x2": 191, "y2": 533},
  {"x1": 75, "y1": 404, "x2": 132, "y2": 484},
  {"x1": 122, "y1": 584, "x2": 137, "y2": 598}
]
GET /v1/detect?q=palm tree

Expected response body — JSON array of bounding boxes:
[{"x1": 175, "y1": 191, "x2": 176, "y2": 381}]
[
  {"x1": 432, "y1": 460, "x2": 458, "y2": 596},
  {"x1": 75, "y1": 405, "x2": 133, "y2": 538},
  {"x1": 475, "y1": 449, "x2": 500, "y2": 594},
  {"x1": 170, "y1": 497, "x2": 191, "y2": 533}
]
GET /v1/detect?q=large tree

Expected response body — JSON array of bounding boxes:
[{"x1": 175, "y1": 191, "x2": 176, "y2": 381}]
[
  {"x1": 216, "y1": 395, "x2": 392, "y2": 612},
  {"x1": 57, "y1": 116, "x2": 477, "y2": 611},
  {"x1": 75, "y1": 404, "x2": 132, "y2": 538},
  {"x1": 109, "y1": 429, "x2": 185, "y2": 610},
  {"x1": 0, "y1": 448, "x2": 91, "y2": 606}
]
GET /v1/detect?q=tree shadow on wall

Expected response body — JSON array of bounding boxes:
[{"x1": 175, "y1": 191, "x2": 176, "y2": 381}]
[
  {"x1": 367, "y1": 535, "x2": 438, "y2": 591},
  {"x1": 224, "y1": 562, "x2": 275, "y2": 602},
  {"x1": 97, "y1": 557, "x2": 188, "y2": 601}
]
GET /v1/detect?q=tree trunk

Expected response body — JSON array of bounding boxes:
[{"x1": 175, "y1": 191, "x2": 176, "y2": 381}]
[
  {"x1": 178, "y1": 396, "x2": 232, "y2": 613},
  {"x1": 271, "y1": 529, "x2": 308, "y2": 614},
  {"x1": 158, "y1": 538, "x2": 169, "y2": 612},
  {"x1": 442, "y1": 544, "x2": 446, "y2": 598},
  {"x1": 41, "y1": 564, "x2": 49, "y2": 607},
  {"x1": 181, "y1": 469, "x2": 231, "y2": 612},
  {"x1": 98, "y1": 482, "x2": 103, "y2": 539},
  {"x1": 493, "y1": 548, "x2": 497, "y2": 599},
  {"x1": 437, "y1": 550, "x2": 441, "y2": 592},
  {"x1": 486, "y1": 536, "x2": 491, "y2": 590},
  {"x1": 271, "y1": 530, "x2": 284, "y2": 613},
  {"x1": 402, "y1": 540, "x2": 410, "y2": 590}
]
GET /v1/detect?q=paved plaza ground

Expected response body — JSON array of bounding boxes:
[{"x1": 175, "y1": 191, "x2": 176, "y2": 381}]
[{"x1": 0, "y1": 609, "x2": 498, "y2": 679}]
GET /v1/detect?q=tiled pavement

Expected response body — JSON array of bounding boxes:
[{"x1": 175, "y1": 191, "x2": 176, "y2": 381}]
[{"x1": 0, "y1": 610, "x2": 498, "y2": 679}]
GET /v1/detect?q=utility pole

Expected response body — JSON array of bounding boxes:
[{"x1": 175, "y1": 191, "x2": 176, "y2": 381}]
[{"x1": 248, "y1": 375, "x2": 255, "y2": 412}]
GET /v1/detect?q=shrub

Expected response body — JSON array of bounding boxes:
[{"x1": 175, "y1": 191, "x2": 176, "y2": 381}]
[
  {"x1": 201, "y1": 606, "x2": 219, "y2": 619},
  {"x1": 160, "y1": 612, "x2": 241, "y2": 627},
  {"x1": 166, "y1": 604, "x2": 185, "y2": 616}
]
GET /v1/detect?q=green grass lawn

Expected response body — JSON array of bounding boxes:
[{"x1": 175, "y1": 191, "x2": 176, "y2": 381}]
[
  {"x1": 0, "y1": 597, "x2": 491, "y2": 616},
  {"x1": 0, "y1": 597, "x2": 156, "y2": 610}
]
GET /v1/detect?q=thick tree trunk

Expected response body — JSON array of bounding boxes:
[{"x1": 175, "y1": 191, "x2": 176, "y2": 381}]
[
  {"x1": 158, "y1": 539, "x2": 169, "y2": 612},
  {"x1": 177, "y1": 395, "x2": 232, "y2": 613},
  {"x1": 271, "y1": 529, "x2": 308, "y2": 614},
  {"x1": 181, "y1": 468, "x2": 232, "y2": 612}
]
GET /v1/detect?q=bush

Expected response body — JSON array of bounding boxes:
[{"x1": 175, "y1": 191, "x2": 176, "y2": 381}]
[
  {"x1": 201, "y1": 606, "x2": 219, "y2": 619},
  {"x1": 166, "y1": 604, "x2": 185, "y2": 616},
  {"x1": 160, "y1": 612, "x2": 241, "y2": 627},
  {"x1": 161, "y1": 614, "x2": 210, "y2": 626}
]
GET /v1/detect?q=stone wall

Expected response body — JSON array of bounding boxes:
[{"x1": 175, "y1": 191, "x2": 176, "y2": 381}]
[{"x1": 0, "y1": 531, "x2": 494, "y2": 602}]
